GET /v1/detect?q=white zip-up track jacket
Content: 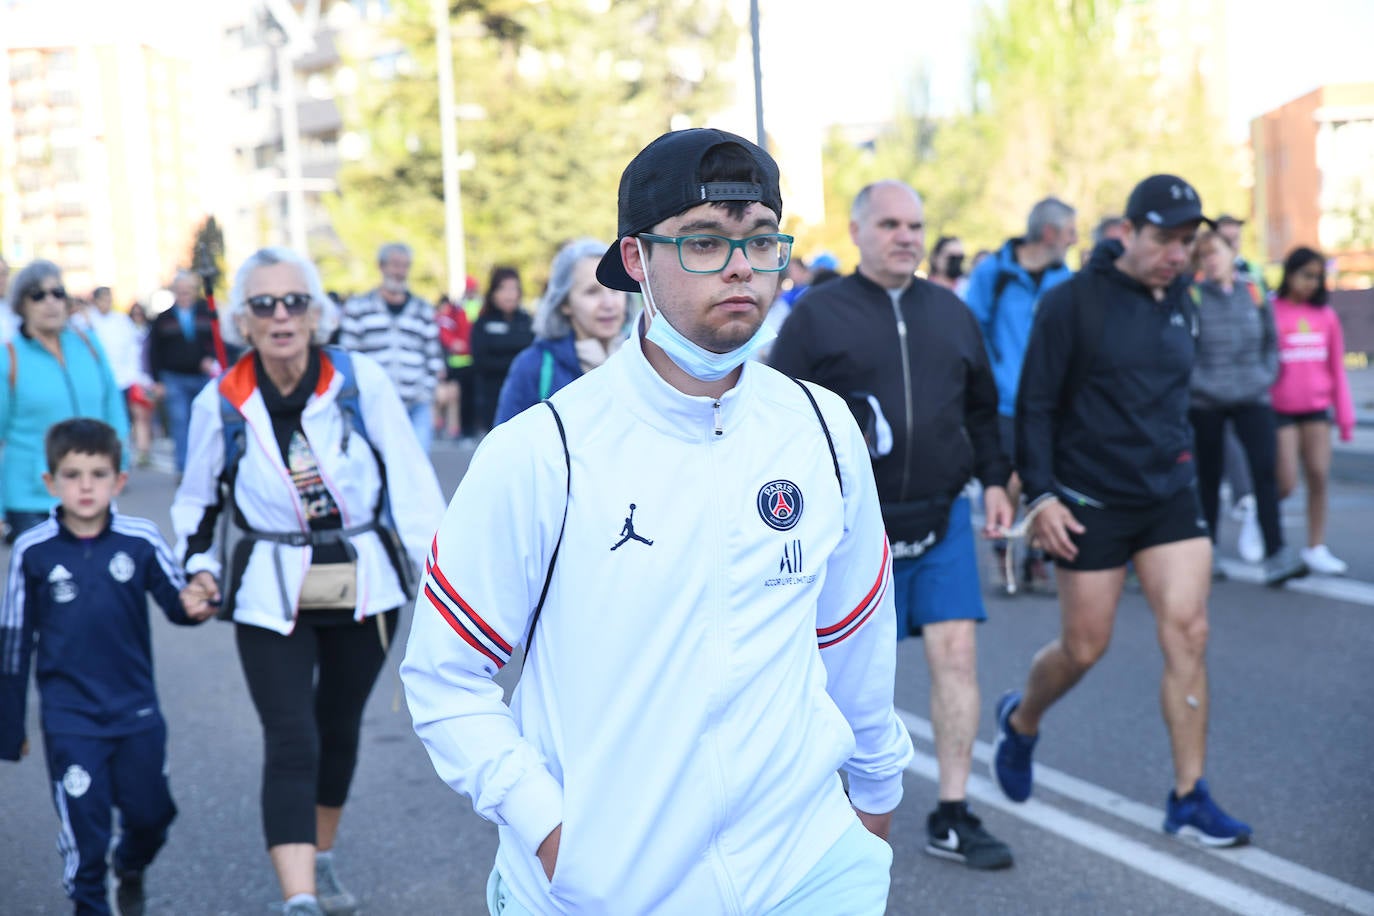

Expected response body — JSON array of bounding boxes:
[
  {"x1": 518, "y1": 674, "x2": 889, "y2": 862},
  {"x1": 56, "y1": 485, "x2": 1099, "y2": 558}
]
[
  {"x1": 401, "y1": 332, "x2": 914, "y2": 915},
  {"x1": 171, "y1": 350, "x2": 444, "y2": 634}
]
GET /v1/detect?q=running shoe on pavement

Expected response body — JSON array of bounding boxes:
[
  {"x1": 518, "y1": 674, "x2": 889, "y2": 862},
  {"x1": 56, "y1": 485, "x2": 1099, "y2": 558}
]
[
  {"x1": 315, "y1": 854, "x2": 359, "y2": 915},
  {"x1": 992, "y1": 690, "x2": 1037, "y2": 802},
  {"x1": 1261, "y1": 546, "x2": 1306, "y2": 586},
  {"x1": 1163, "y1": 778, "x2": 1252, "y2": 847},
  {"x1": 282, "y1": 900, "x2": 326, "y2": 916},
  {"x1": 925, "y1": 802, "x2": 1014, "y2": 869},
  {"x1": 114, "y1": 868, "x2": 144, "y2": 916},
  {"x1": 1301, "y1": 544, "x2": 1348, "y2": 575}
]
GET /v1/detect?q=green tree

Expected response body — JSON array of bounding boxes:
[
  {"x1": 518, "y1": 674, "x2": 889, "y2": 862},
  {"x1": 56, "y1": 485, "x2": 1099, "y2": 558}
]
[
  {"x1": 188, "y1": 215, "x2": 227, "y2": 295},
  {"x1": 809, "y1": 0, "x2": 1245, "y2": 265},
  {"x1": 321, "y1": 0, "x2": 739, "y2": 298}
]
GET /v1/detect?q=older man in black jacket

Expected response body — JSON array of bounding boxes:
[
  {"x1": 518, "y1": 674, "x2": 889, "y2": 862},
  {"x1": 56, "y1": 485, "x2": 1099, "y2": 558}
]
[{"x1": 772, "y1": 179, "x2": 1014, "y2": 871}]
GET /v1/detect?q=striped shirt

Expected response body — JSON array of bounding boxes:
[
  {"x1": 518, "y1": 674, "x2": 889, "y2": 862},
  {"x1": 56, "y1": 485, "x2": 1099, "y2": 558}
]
[{"x1": 339, "y1": 290, "x2": 443, "y2": 405}]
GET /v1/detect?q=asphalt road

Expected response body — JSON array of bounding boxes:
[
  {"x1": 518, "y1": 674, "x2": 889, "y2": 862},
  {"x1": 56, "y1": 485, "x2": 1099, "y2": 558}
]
[{"x1": 2, "y1": 441, "x2": 1371, "y2": 915}]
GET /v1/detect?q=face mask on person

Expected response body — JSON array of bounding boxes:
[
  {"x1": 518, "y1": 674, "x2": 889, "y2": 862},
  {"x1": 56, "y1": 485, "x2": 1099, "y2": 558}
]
[
  {"x1": 944, "y1": 254, "x2": 965, "y2": 280},
  {"x1": 636, "y1": 239, "x2": 775, "y2": 382}
]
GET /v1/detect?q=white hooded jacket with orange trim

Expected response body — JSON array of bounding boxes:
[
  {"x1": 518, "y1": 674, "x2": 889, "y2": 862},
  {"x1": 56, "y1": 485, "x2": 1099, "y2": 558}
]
[
  {"x1": 401, "y1": 329, "x2": 914, "y2": 916},
  {"x1": 171, "y1": 350, "x2": 443, "y2": 634}
]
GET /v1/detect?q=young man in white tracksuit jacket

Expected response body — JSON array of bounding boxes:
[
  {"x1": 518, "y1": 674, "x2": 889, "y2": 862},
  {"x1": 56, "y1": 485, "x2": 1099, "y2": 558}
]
[{"x1": 401, "y1": 129, "x2": 914, "y2": 916}]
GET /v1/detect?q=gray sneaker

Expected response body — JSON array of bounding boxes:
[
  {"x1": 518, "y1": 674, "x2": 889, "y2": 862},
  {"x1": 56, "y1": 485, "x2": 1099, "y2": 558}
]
[
  {"x1": 282, "y1": 901, "x2": 325, "y2": 916},
  {"x1": 1261, "y1": 547, "x2": 1306, "y2": 586},
  {"x1": 315, "y1": 856, "x2": 359, "y2": 915}
]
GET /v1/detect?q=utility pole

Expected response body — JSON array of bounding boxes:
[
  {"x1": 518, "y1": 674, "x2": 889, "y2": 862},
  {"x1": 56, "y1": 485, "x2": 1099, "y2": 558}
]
[
  {"x1": 433, "y1": 0, "x2": 466, "y2": 294},
  {"x1": 750, "y1": 0, "x2": 766, "y2": 152}
]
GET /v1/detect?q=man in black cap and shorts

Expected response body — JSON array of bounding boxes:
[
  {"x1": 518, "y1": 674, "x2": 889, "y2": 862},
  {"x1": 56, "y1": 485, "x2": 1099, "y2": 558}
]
[
  {"x1": 991, "y1": 175, "x2": 1253, "y2": 847},
  {"x1": 402, "y1": 129, "x2": 913, "y2": 914}
]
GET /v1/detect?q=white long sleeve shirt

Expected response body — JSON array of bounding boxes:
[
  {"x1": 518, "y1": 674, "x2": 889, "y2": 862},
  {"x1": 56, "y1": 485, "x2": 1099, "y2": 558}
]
[{"x1": 401, "y1": 330, "x2": 913, "y2": 915}]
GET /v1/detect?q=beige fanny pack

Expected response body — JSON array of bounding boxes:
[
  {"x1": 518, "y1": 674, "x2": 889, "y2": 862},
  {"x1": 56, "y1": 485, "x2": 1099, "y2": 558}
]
[{"x1": 299, "y1": 562, "x2": 358, "y2": 610}]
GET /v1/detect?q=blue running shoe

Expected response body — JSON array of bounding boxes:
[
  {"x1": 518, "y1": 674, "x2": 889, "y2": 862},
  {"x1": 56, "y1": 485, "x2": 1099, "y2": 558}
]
[
  {"x1": 1163, "y1": 778, "x2": 1252, "y2": 847},
  {"x1": 991, "y1": 690, "x2": 1037, "y2": 802}
]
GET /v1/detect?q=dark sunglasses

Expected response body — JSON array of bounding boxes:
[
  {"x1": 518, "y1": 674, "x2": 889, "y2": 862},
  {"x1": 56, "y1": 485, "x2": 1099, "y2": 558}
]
[
  {"x1": 245, "y1": 293, "x2": 313, "y2": 317},
  {"x1": 26, "y1": 286, "x2": 67, "y2": 302}
]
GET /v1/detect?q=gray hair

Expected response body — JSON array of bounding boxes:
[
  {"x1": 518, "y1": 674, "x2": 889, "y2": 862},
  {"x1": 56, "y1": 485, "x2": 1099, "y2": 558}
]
[
  {"x1": 223, "y1": 247, "x2": 336, "y2": 348},
  {"x1": 1026, "y1": 197, "x2": 1076, "y2": 242},
  {"x1": 377, "y1": 242, "x2": 413, "y2": 266},
  {"x1": 532, "y1": 238, "x2": 615, "y2": 340},
  {"x1": 850, "y1": 180, "x2": 923, "y2": 222},
  {"x1": 8, "y1": 259, "x2": 63, "y2": 323},
  {"x1": 171, "y1": 269, "x2": 200, "y2": 290}
]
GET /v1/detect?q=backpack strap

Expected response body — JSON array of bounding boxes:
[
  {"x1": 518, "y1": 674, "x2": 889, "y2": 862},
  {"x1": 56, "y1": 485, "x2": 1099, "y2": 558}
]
[
  {"x1": 790, "y1": 377, "x2": 843, "y2": 497},
  {"x1": 524, "y1": 400, "x2": 570, "y2": 659},
  {"x1": 538, "y1": 348, "x2": 556, "y2": 401},
  {"x1": 985, "y1": 270, "x2": 1016, "y2": 364}
]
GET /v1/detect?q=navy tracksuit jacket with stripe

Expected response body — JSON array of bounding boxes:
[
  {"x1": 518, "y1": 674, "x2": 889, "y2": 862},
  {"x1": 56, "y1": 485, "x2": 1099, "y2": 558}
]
[{"x1": 1, "y1": 510, "x2": 200, "y2": 914}]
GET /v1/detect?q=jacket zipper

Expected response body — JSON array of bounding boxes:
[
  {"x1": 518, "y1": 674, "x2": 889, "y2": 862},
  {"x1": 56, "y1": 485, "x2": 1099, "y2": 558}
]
[
  {"x1": 704, "y1": 411, "x2": 743, "y2": 915},
  {"x1": 891, "y1": 296, "x2": 914, "y2": 500}
]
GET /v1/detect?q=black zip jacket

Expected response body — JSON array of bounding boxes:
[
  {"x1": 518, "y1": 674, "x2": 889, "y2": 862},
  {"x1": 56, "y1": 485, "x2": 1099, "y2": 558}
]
[
  {"x1": 770, "y1": 272, "x2": 1008, "y2": 506},
  {"x1": 148, "y1": 300, "x2": 218, "y2": 379},
  {"x1": 1015, "y1": 240, "x2": 1197, "y2": 509}
]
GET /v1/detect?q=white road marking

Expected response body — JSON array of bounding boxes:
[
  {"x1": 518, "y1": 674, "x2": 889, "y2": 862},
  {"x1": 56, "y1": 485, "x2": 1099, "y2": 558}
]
[
  {"x1": 1216, "y1": 558, "x2": 1374, "y2": 607},
  {"x1": 898, "y1": 709, "x2": 1374, "y2": 915}
]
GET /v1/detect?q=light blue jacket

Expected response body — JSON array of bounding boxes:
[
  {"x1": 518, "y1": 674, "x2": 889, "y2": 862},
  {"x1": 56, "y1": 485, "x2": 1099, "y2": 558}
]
[
  {"x1": 964, "y1": 239, "x2": 1073, "y2": 417},
  {"x1": 0, "y1": 328, "x2": 129, "y2": 515}
]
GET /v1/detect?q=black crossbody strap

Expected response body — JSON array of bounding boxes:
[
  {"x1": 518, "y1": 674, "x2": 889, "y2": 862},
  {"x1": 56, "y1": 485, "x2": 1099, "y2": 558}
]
[
  {"x1": 791, "y1": 378, "x2": 843, "y2": 497},
  {"x1": 524, "y1": 400, "x2": 570, "y2": 657}
]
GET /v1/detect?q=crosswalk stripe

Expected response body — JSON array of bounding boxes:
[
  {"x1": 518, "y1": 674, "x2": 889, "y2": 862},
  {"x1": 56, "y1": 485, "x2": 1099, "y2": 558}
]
[{"x1": 898, "y1": 708, "x2": 1374, "y2": 915}]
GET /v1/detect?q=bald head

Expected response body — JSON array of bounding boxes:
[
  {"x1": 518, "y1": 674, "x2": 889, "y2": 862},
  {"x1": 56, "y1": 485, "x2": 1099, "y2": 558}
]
[{"x1": 850, "y1": 180, "x2": 926, "y2": 290}]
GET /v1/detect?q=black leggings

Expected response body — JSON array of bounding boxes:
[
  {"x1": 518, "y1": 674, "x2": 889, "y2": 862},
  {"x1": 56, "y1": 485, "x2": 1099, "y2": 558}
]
[
  {"x1": 1190, "y1": 403, "x2": 1284, "y2": 556},
  {"x1": 235, "y1": 611, "x2": 398, "y2": 848}
]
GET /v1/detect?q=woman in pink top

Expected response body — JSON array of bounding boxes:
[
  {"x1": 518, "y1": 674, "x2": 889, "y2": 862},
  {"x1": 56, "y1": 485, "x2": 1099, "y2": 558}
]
[{"x1": 1270, "y1": 247, "x2": 1355, "y2": 574}]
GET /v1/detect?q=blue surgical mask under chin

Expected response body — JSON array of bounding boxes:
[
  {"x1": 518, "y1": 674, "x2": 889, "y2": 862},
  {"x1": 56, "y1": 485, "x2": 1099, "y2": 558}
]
[{"x1": 638, "y1": 252, "x2": 775, "y2": 382}]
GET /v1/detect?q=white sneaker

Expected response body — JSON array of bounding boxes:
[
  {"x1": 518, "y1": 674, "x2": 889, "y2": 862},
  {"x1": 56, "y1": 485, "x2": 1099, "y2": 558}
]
[
  {"x1": 1230, "y1": 493, "x2": 1255, "y2": 523},
  {"x1": 1237, "y1": 506, "x2": 1264, "y2": 564},
  {"x1": 1301, "y1": 545, "x2": 1348, "y2": 576}
]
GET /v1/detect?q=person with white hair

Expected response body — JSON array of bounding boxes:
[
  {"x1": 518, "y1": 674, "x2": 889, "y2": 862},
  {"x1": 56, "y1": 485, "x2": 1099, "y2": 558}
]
[
  {"x1": 172, "y1": 247, "x2": 443, "y2": 916},
  {"x1": 492, "y1": 238, "x2": 630, "y2": 425},
  {"x1": 338, "y1": 242, "x2": 444, "y2": 454}
]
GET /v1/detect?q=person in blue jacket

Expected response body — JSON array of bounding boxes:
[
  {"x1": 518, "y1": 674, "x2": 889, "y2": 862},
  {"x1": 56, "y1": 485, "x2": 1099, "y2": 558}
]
[
  {"x1": 493, "y1": 238, "x2": 630, "y2": 425},
  {"x1": 1, "y1": 418, "x2": 214, "y2": 915},
  {"x1": 963, "y1": 199, "x2": 1076, "y2": 590},
  {"x1": 0, "y1": 260, "x2": 129, "y2": 543}
]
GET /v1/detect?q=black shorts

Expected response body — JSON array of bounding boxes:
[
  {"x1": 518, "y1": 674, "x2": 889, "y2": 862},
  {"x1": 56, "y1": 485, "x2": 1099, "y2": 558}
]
[
  {"x1": 1055, "y1": 487, "x2": 1209, "y2": 571},
  {"x1": 1274, "y1": 408, "x2": 1330, "y2": 428}
]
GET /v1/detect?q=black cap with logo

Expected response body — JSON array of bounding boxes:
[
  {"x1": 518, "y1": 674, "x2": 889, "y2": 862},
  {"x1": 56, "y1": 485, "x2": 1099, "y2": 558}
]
[
  {"x1": 596, "y1": 128, "x2": 783, "y2": 293},
  {"x1": 1124, "y1": 174, "x2": 1213, "y2": 229}
]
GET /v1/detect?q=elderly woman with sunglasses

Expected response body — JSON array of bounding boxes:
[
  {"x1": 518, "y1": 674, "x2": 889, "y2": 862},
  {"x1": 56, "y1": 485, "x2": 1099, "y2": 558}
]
[
  {"x1": 171, "y1": 248, "x2": 443, "y2": 916},
  {"x1": 0, "y1": 259, "x2": 128, "y2": 543}
]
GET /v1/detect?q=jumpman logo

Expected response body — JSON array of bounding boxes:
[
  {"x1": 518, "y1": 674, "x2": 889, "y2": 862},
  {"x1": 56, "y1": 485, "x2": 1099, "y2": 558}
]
[{"x1": 611, "y1": 503, "x2": 654, "y2": 551}]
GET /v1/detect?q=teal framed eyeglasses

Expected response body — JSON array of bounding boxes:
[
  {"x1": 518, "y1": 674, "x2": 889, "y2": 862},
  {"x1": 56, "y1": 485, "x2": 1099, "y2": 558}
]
[{"x1": 638, "y1": 232, "x2": 795, "y2": 274}]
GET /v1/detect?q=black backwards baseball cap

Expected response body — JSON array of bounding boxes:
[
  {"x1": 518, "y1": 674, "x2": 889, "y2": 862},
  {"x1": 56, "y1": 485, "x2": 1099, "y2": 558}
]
[
  {"x1": 596, "y1": 128, "x2": 783, "y2": 293},
  {"x1": 1124, "y1": 174, "x2": 1214, "y2": 229}
]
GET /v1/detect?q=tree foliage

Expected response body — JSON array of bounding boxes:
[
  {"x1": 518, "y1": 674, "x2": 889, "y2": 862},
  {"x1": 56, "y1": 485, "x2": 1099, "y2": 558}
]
[
  {"x1": 321, "y1": 0, "x2": 738, "y2": 298},
  {"x1": 811, "y1": 0, "x2": 1246, "y2": 268}
]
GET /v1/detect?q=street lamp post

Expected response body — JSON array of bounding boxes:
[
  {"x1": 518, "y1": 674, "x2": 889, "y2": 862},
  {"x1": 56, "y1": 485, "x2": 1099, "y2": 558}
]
[
  {"x1": 433, "y1": 0, "x2": 466, "y2": 295},
  {"x1": 750, "y1": 0, "x2": 766, "y2": 153}
]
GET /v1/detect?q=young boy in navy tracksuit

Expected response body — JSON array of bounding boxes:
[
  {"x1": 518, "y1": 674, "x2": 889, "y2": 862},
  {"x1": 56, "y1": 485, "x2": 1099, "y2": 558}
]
[{"x1": 0, "y1": 418, "x2": 214, "y2": 915}]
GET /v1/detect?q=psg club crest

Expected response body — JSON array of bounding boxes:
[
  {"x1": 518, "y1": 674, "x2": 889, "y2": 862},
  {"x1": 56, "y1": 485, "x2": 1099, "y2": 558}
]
[{"x1": 757, "y1": 480, "x2": 803, "y2": 531}]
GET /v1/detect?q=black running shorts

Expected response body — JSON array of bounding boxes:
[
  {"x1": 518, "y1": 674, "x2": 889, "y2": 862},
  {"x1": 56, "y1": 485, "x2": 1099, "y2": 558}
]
[{"x1": 1054, "y1": 486, "x2": 1210, "y2": 571}]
